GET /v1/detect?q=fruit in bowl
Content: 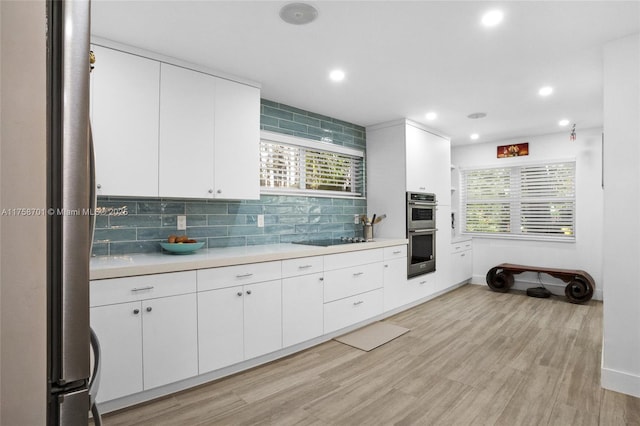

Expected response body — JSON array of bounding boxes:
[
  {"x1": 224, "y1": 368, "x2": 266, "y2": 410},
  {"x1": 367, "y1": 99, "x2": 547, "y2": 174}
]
[{"x1": 167, "y1": 235, "x2": 198, "y2": 244}]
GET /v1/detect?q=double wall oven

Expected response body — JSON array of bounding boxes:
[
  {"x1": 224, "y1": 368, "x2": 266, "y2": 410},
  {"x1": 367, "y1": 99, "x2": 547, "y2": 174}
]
[{"x1": 407, "y1": 192, "x2": 436, "y2": 278}]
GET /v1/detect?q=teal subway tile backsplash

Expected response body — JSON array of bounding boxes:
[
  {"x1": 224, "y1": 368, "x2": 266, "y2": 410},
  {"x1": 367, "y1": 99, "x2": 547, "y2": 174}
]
[{"x1": 93, "y1": 99, "x2": 366, "y2": 256}]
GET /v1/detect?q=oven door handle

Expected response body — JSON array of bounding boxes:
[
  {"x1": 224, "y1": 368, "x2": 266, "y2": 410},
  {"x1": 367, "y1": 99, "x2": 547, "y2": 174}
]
[
  {"x1": 408, "y1": 228, "x2": 437, "y2": 233},
  {"x1": 408, "y1": 201, "x2": 437, "y2": 206}
]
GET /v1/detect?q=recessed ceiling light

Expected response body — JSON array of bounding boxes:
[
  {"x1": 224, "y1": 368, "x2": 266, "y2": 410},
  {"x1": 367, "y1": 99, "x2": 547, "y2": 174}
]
[
  {"x1": 481, "y1": 10, "x2": 504, "y2": 27},
  {"x1": 329, "y1": 69, "x2": 345, "y2": 82},
  {"x1": 559, "y1": 119, "x2": 570, "y2": 126},
  {"x1": 279, "y1": 3, "x2": 318, "y2": 25},
  {"x1": 467, "y1": 112, "x2": 487, "y2": 119},
  {"x1": 425, "y1": 112, "x2": 437, "y2": 120},
  {"x1": 539, "y1": 86, "x2": 554, "y2": 97},
  {"x1": 470, "y1": 133, "x2": 479, "y2": 140}
]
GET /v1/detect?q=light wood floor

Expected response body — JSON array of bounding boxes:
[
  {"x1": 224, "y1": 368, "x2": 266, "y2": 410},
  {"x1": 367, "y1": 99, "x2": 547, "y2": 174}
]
[{"x1": 99, "y1": 285, "x2": 640, "y2": 425}]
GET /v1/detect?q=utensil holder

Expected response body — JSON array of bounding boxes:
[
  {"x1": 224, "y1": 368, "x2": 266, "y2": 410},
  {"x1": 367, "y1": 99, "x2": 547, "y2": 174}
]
[{"x1": 364, "y1": 224, "x2": 373, "y2": 241}]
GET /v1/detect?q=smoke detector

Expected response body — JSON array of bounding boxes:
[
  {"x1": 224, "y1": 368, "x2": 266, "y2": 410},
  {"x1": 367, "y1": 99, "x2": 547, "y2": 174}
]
[
  {"x1": 279, "y1": 3, "x2": 318, "y2": 25},
  {"x1": 467, "y1": 112, "x2": 487, "y2": 119}
]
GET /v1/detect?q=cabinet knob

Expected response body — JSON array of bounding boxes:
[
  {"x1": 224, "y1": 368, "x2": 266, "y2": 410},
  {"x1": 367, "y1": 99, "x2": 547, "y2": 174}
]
[
  {"x1": 319, "y1": 277, "x2": 324, "y2": 282},
  {"x1": 133, "y1": 309, "x2": 140, "y2": 315},
  {"x1": 246, "y1": 290, "x2": 252, "y2": 295},
  {"x1": 208, "y1": 189, "x2": 214, "y2": 194},
  {"x1": 96, "y1": 184, "x2": 102, "y2": 189},
  {"x1": 146, "y1": 307, "x2": 152, "y2": 312},
  {"x1": 237, "y1": 291, "x2": 243, "y2": 297},
  {"x1": 217, "y1": 189, "x2": 222, "y2": 194},
  {"x1": 384, "y1": 264, "x2": 389, "y2": 268}
]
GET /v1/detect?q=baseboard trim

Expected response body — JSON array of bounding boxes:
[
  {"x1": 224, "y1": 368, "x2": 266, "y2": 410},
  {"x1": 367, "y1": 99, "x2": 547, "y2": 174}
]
[{"x1": 601, "y1": 366, "x2": 640, "y2": 398}]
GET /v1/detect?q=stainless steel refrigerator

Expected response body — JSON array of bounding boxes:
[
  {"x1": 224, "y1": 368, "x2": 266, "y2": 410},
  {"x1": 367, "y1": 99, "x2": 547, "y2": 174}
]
[{"x1": 46, "y1": 0, "x2": 101, "y2": 424}]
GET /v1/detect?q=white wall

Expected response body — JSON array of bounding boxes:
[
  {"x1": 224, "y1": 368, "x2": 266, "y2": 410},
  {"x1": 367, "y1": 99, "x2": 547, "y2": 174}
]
[
  {"x1": 601, "y1": 33, "x2": 640, "y2": 398},
  {"x1": 451, "y1": 128, "x2": 604, "y2": 300},
  {"x1": 0, "y1": 1, "x2": 48, "y2": 424}
]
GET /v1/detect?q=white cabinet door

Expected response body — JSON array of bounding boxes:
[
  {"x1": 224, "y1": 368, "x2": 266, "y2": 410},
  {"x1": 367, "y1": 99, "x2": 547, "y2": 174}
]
[
  {"x1": 426, "y1": 132, "x2": 452, "y2": 204},
  {"x1": 90, "y1": 45, "x2": 160, "y2": 197},
  {"x1": 159, "y1": 64, "x2": 215, "y2": 198},
  {"x1": 282, "y1": 272, "x2": 324, "y2": 347},
  {"x1": 405, "y1": 124, "x2": 430, "y2": 193},
  {"x1": 213, "y1": 77, "x2": 260, "y2": 200},
  {"x1": 244, "y1": 279, "x2": 282, "y2": 359},
  {"x1": 142, "y1": 293, "x2": 198, "y2": 390},
  {"x1": 90, "y1": 302, "x2": 143, "y2": 403},
  {"x1": 197, "y1": 286, "x2": 244, "y2": 374},
  {"x1": 434, "y1": 205, "x2": 452, "y2": 292},
  {"x1": 383, "y1": 257, "x2": 409, "y2": 311}
]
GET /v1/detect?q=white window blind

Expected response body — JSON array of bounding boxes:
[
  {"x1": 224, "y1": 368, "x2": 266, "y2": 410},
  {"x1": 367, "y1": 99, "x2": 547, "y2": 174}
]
[
  {"x1": 461, "y1": 161, "x2": 575, "y2": 240},
  {"x1": 260, "y1": 131, "x2": 365, "y2": 198}
]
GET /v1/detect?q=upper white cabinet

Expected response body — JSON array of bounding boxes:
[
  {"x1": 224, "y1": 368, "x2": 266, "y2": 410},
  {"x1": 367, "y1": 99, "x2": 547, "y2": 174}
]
[
  {"x1": 159, "y1": 64, "x2": 215, "y2": 198},
  {"x1": 367, "y1": 119, "x2": 451, "y2": 239},
  {"x1": 213, "y1": 78, "x2": 260, "y2": 200},
  {"x1": 91, "y1": 43, "x2": 260, "y2": 199},
  {"x1": 90, "y1": 45, "x2": 160, "y2": 197}
]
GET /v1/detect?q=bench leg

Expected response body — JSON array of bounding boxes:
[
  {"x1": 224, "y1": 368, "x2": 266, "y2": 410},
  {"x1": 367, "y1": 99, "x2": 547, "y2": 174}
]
[
  {"x1": 565, "y1": 276, "x2": 594, "y2": 304},
  {"x1": 486, "y1": 267, "x2": 514, "y2": 293}
]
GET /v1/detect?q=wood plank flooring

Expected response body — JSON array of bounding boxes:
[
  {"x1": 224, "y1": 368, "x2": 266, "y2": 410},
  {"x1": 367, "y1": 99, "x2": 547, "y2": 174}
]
[{"x1": 98, "y1": 285, "x2": 640, "y2": 425}]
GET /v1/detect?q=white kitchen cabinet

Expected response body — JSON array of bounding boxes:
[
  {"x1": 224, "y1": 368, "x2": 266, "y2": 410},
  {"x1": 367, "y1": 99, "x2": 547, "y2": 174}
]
[
  {"x1": 159, "y1": 63, "x2": 216, "y2": 198},
  {"x1": 281, "y1": 256, "x2": 324, "y2": 347},
  {"x1": 383, "y1": 257, "x2": 409, "y2": 311},
  {"x1": 198, "y1": 278, "x2": 282, "y2": 374},
  {"x1": 451, "y1": 239, "x2": 473, "y2": 285},
  {"x1": 434, "y1": 204, "x2": 453, "y2": 292},
  {"x1": 90, "y1": 301, "x2": 143, "y2": 403},
  {"x1": 90, "y1": 45, "x2": 160, "y2": 197},
  {"x1": 213, "y1": 77, "x2": 260, "y2": 200},
  {"x1": 324, "y1": 289, "x2": 384, "y2": 334},
  {"x1": 197, "y1": 286, "x2": 244, "y2": 374},
  {"x1": 90, "y1": 272, "x2": 197, "y2": 402},
  {"x1": 244, "y1": 279, "x2": 283, "y2": 359},
  {"x1": 367, "y1": 119, "x2": 451, "y2": 240},
  {"x1": 141, "y1": 293, "x2": 198, "y2": 390}
]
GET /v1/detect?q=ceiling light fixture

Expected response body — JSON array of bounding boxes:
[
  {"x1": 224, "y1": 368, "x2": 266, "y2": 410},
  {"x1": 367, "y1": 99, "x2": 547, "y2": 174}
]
[
  {"x1": 425, "y1": 112, "x2": 437, "y2": 120},
  {"x1": 470, "y1": 133, "x2": 479, "y2": 140},
  {"x1": 329, "y1": 69, "x2": 345, "y2": 82},
  {"x1": 481, "y1": 10, "x2": 504, "y2": 27},
  {"x1": 559, "y1": 119, "x2": 570, "y2": 126},
  {"x1": 539, "y1": 86, "x2": 554, "y2": 97},
  {"x1": 279, "y1": 3, "x2": 318, "y2": 25}
]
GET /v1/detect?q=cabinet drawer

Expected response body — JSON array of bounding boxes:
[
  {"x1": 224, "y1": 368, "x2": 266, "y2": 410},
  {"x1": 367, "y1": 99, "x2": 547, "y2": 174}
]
[
  {"x1": 324, "y1": 248, "x2": 384, "y2": 271},
  {"x1": 384, "y1": 245, "x2": 407, "y2": 260},
  {"x1": 451, "y1": 241, "x2": 472, "y2": 254},
  {"x1": 324, "y1": 289, "x2": 383, "y2": 334},
  {"x1": 90, "y1": 271, "x2": 196, "y2": 307},
  {"x1": 197, "y1": 261, "x2": 281, "y2": 291},
  {"x1": 324, "y1": 262, "x2": 383, "y2": 302},
  {"x1": 282, "y1": 256, "x2": 323, "y2": 278}
]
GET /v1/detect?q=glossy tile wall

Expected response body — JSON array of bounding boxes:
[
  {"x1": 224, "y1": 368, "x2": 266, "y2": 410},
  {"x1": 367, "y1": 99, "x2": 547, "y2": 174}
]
[{"x1": 92, "y1": 100, "x2": 367, "y2": 256}]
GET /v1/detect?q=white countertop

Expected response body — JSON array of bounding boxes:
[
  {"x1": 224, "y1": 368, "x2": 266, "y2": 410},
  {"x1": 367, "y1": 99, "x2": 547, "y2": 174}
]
[{"x1": 90, "y1": 238, "x2": 408, "y2": 280}]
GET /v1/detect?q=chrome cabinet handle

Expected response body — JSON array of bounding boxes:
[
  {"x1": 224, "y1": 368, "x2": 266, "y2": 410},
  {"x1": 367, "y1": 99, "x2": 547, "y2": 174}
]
[
  {"x1": 353, "y1": 301, "x2": 364, "y2": 306},
  {"x1": 133, "y1": 309, "x2": 140, "y2": 315},
  {"x1": 131, "y1": 286, "x2": 154, "y2": 292},
  {"x1": 96, "y1": 184, "x2": 102, "y2": 189},
  {"x1": 236, "y1": 273, "x2": 254, "y2": 278},
  {"x1": 237, "y1": 292, "x2": 243, "y2": 297},
  {"x1": 146, "y1": 307, "x2": 152, "y2": 312},
  {"x1": 392, "y1": 250, "x2": 402, "y2": 254},
  {"x1": 419, "y1": 281, "x2": 427, "y2": 285},
  {"x1": 246, "y1": 290, "x2": 252, "y2": 295},
  {"x1": 461, "y1": 253, "x2": 466, "y2": 257},
  {"x1": 217, "y1": 189, "x2": 222, "y2": 194},
  {"x1": 353, "y1": 272, "x2": 364, "y2": 276},
  {"x1": 208, "y1": 189, "x2": 213, "y2": 194},
  {"x1": 298, "y1": 265, "x2": 313, "y2": 269},
  {"x1": 319, "y1": 277, "x2": 324, "y2": 281}
]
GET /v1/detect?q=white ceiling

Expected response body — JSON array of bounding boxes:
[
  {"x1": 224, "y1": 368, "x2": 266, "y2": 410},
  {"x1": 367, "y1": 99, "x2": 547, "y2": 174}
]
[{"x1": 91, "y1": 1, "x2": 640, "y2": 146}]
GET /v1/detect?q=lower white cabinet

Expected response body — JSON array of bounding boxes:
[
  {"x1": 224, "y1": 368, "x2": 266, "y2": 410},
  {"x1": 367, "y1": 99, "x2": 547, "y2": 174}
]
[
  {"x1": 324, "y1": 289, "x2": 384, "y2": 333},
  {"x1": 282, "y1": 272, "x2": 324, "y2": 347},
  {"x1": 90, "y1": 301, "x2": 143, "y2": 402},
  {"x1": 383, "y1": 258, "x2": 409, "y2": 312},
  {"x1": 198, "y1": 279, "x2": 282, "y2": 374},
  {"x1": 451, "y1": 240, "x2": 473, "y2": 285},
  {"x1": 90, "y1": 272, "x2": 197, "y2": 403}
]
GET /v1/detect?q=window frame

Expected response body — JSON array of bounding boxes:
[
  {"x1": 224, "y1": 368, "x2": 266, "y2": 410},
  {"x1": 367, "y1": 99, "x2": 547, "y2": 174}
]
[
  {"x1": 460, "y1": 159, "x2": 576, "y2": 242},
  {"x1": 259, "y1": 130, "x2": 365, "y2": 199}
]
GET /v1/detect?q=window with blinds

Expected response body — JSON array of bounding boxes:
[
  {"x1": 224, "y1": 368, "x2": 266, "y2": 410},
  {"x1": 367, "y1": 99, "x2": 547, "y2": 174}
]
[
  {"x1": 259, "y1": 131, "x2": 365, "y2": 198},
  {"x1": 461, "y1": 161, "x2": 575, "y2": 240}
]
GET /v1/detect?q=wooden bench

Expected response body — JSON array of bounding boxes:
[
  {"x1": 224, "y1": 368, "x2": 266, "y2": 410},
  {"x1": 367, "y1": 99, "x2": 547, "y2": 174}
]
[{"x1": 486, "y1": 263, "x2": 595, "y2": 304}]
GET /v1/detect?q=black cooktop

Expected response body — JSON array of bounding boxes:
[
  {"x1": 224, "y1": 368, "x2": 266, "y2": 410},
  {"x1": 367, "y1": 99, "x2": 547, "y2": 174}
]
[{"x1": 293, "y1": 237, "x2": 369, "y2": 247}]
